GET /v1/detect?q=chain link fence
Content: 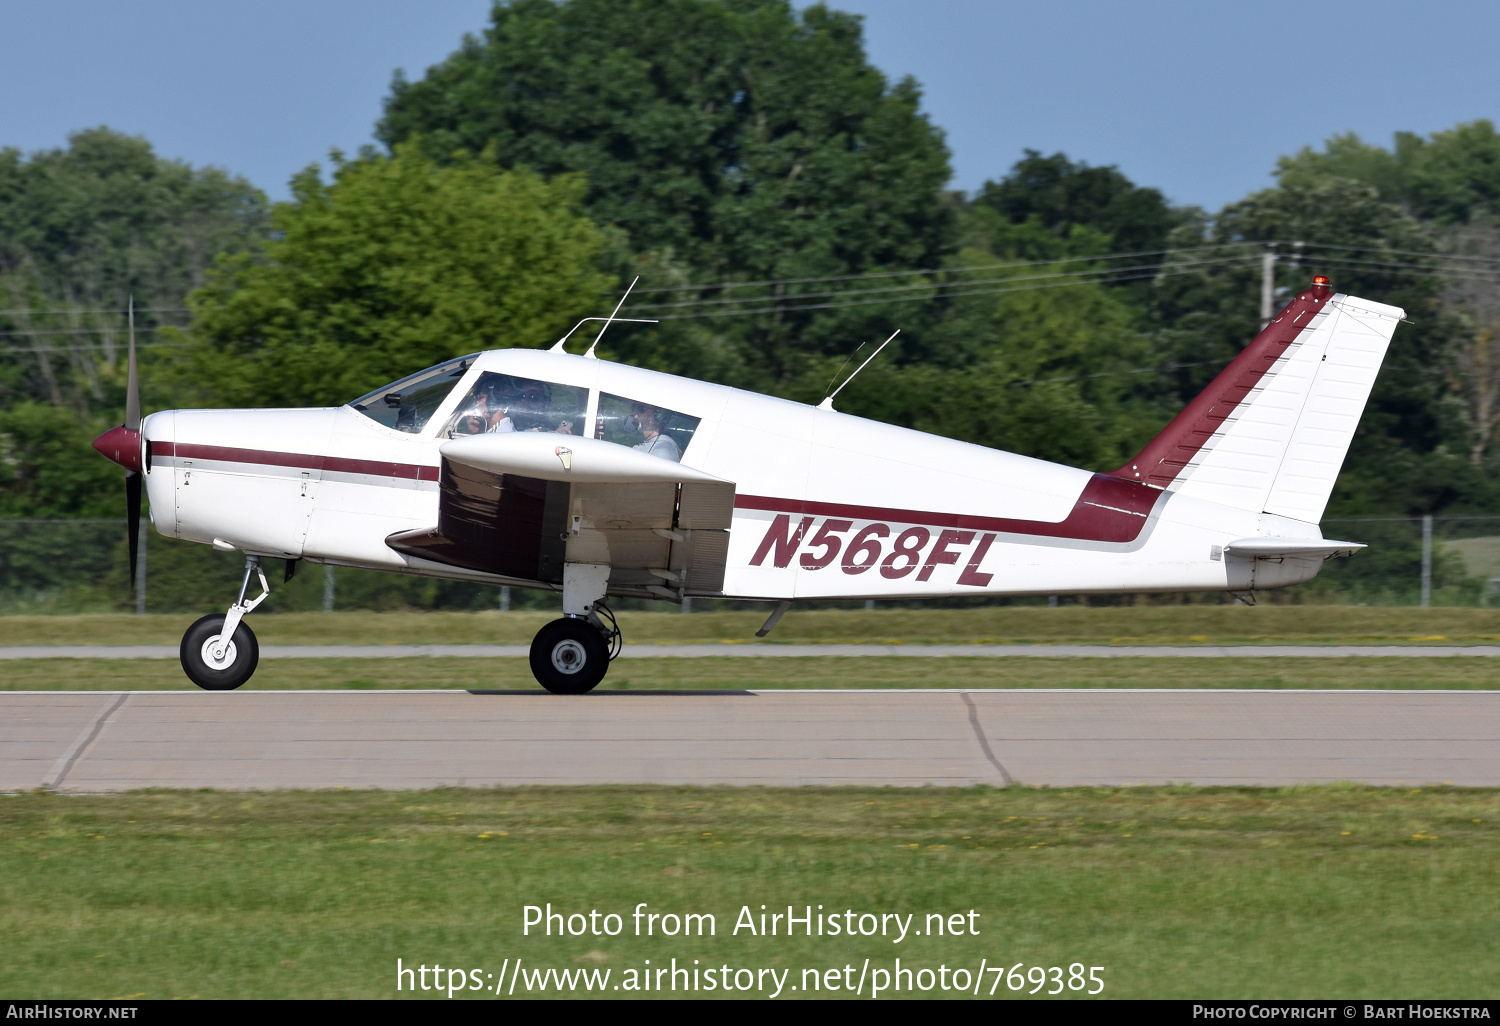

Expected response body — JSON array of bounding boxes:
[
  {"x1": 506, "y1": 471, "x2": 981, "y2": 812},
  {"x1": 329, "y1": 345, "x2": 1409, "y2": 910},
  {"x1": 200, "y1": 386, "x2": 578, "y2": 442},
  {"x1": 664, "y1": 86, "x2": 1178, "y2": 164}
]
[
  {"x1": 4, "y1": 516, "x2": 1499, "y2": 613},
  {"x1": 0, "y1": 519, "x2": 562, "y2": 614}
]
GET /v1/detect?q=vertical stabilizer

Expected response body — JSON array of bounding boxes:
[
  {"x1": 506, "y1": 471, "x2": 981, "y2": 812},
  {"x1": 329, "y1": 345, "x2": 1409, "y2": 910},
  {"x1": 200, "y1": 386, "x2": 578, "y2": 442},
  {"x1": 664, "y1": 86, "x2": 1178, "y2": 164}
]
[{"x1": 1110, "y1": 278, "x2": 1403, "y2": 523}]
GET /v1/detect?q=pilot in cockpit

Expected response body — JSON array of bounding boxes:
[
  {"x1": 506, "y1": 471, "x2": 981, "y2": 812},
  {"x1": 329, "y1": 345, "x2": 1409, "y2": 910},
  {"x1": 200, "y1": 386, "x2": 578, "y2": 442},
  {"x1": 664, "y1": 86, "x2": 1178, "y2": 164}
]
[{"x1": 630, "y1": 403, "x2": 681, "y2": 462}]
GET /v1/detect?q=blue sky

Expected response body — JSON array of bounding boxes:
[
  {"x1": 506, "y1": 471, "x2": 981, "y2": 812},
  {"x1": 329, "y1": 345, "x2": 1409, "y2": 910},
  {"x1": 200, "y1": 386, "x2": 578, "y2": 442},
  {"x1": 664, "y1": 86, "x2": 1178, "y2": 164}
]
[{"x1": 2, "y1": 0, "x2": 1498, "y2": 211}]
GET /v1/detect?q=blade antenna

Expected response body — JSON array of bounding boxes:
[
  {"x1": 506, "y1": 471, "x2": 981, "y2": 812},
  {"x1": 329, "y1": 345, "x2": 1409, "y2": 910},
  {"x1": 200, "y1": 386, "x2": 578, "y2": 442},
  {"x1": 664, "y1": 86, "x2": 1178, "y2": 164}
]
[
  {"x1": 125, "y1": 296, "x2": 142, "y2": 591},
  {"x1": 818, "y1": 330, "x2": 899, "y2": 411},
  {"x1": 585, "y1": 276, "x2": 640, "y2": 358}
]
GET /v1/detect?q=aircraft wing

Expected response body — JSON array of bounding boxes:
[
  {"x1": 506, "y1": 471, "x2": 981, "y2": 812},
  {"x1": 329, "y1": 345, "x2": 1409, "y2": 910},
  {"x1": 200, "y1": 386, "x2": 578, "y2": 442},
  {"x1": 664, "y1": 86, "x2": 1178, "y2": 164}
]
[
  {"x1": 1224, "y1": 537, "x2": 1366, "y2": 559},
  {"x1": 387, "y1": 433, "x2": 736, "y2": 599}
]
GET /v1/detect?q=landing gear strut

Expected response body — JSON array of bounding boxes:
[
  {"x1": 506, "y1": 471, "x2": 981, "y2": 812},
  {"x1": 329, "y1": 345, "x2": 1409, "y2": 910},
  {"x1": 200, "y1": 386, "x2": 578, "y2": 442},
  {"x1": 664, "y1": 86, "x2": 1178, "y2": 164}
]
[{"x1": 180, "y1": 555, "x2": 268, "y2": 691}]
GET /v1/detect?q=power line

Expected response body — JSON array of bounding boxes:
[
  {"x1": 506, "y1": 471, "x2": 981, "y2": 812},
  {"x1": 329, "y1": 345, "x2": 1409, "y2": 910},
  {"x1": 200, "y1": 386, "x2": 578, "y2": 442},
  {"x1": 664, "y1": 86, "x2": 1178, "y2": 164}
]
[
  {"x1": 647, "y1": 257, "x2": 1259, "y2": 321},
  {"x1": 624, "y1": 242, "x2": 1255, "y2": 296},
  {"x1": 0, "y1": 341, "x2": 190, "y2": 352},
  {"x1": 0, "y1": 306, "x2": 189, "y2": 316},
  {"x1": 1008, "y1": 357, "x2": 1232, "y2": 388},
  {"x1": 627, "y1": 257, "x2": 1216, "y2": 312},
  {"x1": 0, "y1": 326, "x2": 175, "y2": 338}
]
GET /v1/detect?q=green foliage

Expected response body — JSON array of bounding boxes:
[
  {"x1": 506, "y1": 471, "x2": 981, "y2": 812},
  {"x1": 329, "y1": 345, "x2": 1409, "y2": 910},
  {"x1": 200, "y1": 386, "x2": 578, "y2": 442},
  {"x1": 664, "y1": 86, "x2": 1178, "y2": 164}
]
[
  {"x1": 974, "y1": 149, "x2": 1179, "y2": 260},
  {"x1": 0, "y1": 402, "x2": 120, "y2": 517},
  {"x1": 0, "y1": 128, "x2": 270, "y2": 416},
  {"x1": 187, "y1": 143, "x2": 610, "y2": 407},
  {"x1": 0, "y1": 127, "x2": 268, "y2": 310},
  {"x1": 1277, "y1": 121, "x2": 1500, "y2": 225},
  {"x1": 378, "y1": 0, "x2": 955, "y2": 389},
  {"x1": 835, "y1": 265, "x2": 1162, "y2": 470}
]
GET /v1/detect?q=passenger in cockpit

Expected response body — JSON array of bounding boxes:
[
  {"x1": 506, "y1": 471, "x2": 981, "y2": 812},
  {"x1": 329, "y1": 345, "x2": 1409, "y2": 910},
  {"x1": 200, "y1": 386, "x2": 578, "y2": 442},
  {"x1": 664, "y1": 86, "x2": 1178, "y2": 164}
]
[
  {"x1": 486, "y1": 402, "x2": 516, "y2": 433},
  {"x1": 631, "y1": 404, "x2": 681, "y2": 462}
]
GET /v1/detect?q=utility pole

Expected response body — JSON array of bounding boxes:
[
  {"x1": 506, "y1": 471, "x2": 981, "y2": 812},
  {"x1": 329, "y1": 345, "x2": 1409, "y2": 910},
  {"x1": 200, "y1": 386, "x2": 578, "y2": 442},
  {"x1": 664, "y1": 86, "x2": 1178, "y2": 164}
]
[
  {"x1": 1420, "y1": 514, "x2": 1433, "y2": 608},
  {"x1": 323, "y1": 563, "x2": 335, "y2": 612},
  {"x1": 134, "y1": 522, "x2": 147, "y2": 615},
  {"x1": 1260, "y1": 245, "x2": 1278, "y2": 329},
  {"x1": 500, "y1": 586, "x2": 511, "y2": 612}
]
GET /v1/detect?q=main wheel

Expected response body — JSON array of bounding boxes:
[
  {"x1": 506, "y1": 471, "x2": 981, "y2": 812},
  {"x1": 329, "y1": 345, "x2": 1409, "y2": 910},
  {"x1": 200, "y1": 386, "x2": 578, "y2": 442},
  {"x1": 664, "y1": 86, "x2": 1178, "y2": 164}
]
[
  {"x1": 529, "y1": 617, "x2": 609, "y2": 694},
  {"x1": 180, "y1": 613, "x2": 259, "y2": 691}
]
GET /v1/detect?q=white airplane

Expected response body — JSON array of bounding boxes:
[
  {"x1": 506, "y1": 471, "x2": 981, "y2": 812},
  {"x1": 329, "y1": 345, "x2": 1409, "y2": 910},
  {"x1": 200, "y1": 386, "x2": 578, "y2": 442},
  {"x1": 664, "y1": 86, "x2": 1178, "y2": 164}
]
[{"x1": 93, "y1": 275, "x2": 1401, "y2": 693}]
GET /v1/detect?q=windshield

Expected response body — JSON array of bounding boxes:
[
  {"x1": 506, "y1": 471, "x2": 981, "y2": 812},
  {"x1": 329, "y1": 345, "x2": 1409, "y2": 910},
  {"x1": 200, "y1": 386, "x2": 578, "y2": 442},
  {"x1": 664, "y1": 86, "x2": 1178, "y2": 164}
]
[{"x1": 350, "y1": 355, "x2": 478, "y2": 433}]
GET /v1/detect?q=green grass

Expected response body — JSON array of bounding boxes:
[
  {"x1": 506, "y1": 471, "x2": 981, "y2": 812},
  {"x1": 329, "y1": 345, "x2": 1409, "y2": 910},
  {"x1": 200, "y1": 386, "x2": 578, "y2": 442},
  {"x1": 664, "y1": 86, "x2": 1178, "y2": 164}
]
[
  {"x1": 3, "y1": 655, "x2": 1500, "y2": 691},
  {"x1": 1, "y1": 786, "x2": 1495, "y2": 999},
  {"x1": 7, "y1": 605, "x2": 1500, "y2": 648}
]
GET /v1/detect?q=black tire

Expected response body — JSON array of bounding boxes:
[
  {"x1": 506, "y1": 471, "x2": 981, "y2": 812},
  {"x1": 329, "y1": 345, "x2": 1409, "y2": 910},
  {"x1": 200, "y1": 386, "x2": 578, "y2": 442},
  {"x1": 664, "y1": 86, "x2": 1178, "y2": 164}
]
[
  {"x1": 529, "y1": 617, "x2": 609, "y2": 694},
  {"x1": 180, "y1": 613, "x2": 259, "y2": 691}
]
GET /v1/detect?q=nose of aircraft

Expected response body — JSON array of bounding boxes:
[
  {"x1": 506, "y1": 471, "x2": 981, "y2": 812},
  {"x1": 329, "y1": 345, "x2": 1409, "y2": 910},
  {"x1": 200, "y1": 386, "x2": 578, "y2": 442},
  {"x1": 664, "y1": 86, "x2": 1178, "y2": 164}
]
[{"x1": 93, "y1": 424, "x2": 143, "y2": 473}]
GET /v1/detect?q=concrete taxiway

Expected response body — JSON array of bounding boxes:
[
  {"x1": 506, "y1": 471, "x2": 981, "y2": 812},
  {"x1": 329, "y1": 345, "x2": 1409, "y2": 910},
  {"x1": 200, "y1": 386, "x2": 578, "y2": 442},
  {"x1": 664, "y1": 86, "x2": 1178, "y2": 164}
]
[{"x1": 3, "y1": 689, "x2": 1497, "y2": 791}]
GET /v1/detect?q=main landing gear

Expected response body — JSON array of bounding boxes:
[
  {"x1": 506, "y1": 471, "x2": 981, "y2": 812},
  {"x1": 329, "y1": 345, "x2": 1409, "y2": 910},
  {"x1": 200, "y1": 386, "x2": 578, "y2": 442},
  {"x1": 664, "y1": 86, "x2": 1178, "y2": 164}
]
[
  {"x1": 528, "y1": 563, "x2": 622, "y2": 694},
  {"x1": 180, "y1": 555, "x2": 268, "y2": 691}
]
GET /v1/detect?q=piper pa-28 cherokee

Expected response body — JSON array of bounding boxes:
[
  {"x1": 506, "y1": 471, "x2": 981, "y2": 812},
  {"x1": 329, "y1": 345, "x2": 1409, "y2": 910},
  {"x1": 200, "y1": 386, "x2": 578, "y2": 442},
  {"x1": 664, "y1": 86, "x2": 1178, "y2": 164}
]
[{"x1": 92, "y1": 275, "x2": 1400, "y2": 693}]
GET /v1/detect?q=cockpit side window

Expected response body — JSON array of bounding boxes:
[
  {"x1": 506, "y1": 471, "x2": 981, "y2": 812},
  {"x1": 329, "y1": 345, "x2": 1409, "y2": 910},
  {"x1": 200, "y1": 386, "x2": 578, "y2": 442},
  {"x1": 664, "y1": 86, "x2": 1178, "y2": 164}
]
[
  {"x1": 350, "y1": 355, "x2": 478, "y2": 434},
  {"x1": 594, "y1": 393, "x2": 699, "y2": 463},
  {"x1": 441, "y1": 372, "x2": 588, "y2": 439}
]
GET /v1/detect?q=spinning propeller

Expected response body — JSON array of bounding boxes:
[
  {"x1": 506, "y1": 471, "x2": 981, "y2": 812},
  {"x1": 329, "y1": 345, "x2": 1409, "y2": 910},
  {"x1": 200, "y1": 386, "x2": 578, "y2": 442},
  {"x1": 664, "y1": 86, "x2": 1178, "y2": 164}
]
[{"x1": 90, "y1": 299, "x2": 144, "y2": 589}]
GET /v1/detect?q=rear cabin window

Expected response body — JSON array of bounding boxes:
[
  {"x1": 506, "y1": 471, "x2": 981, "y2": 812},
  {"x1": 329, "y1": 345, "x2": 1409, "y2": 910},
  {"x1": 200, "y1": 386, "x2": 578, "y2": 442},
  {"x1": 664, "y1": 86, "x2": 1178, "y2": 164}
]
[
  {"x1": 441, "y1": 372, "x2": 588, "y2": 439},
  {"x1": 350, "y1": 355, "x2": 477, "y2": 434},
  {"x1": 594, "y1": 393, "x2": 700, "y2": 463}
]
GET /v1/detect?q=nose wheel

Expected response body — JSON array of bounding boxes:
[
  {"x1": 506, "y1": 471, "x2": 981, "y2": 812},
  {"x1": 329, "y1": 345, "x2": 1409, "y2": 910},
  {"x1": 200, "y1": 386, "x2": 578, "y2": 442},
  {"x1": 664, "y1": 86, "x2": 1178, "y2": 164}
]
[
  {"x1": 180, "y1": 555, "x2": 269, "y2": 691},
  {"x1": 180, "y1": 613, "x2": 260, "y2": 690},
  {"x1": 529, "y1": 616, "x2": 613, "y2": 694}
]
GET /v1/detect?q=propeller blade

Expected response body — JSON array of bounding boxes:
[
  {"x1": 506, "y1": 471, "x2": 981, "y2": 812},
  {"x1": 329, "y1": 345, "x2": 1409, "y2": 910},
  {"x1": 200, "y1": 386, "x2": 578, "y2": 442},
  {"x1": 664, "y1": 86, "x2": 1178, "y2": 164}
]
[
  {"x1": 126, "y1": 471, "x2": 142, "y2": 590},
  {"x1": 124, "y1": 296, "x2": 140, "y2": 431},
  {"x1": 125, "y1": 296, "x2": 142, "y2": 593}
]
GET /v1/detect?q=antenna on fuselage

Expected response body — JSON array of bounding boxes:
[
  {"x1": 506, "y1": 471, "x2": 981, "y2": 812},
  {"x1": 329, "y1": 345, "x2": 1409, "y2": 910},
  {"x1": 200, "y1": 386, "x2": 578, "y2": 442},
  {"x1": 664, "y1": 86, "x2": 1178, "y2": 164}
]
[
  {"x1": 817, "y1": 329, "x2": 899, "y2": 412},
  {"x1": 549, "y1": 277, "x2": 658, "y2": 356}
]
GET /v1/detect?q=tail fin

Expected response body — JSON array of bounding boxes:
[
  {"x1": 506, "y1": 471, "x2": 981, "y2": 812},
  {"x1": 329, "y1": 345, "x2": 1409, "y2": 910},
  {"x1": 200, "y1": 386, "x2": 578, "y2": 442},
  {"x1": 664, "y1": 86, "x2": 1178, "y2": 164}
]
[{"x1": 1110, "y1": 277, "x2": 1403, "y2": 523}]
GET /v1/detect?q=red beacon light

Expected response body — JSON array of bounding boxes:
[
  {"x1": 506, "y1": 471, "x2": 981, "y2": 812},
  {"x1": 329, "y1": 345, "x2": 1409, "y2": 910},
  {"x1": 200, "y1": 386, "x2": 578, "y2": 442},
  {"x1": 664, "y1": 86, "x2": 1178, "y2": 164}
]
[
  {"x1": 1309, "y1": 274, "x2": 1333, "y2": 299},
  {"x1": 1312, "y1": 275, "x2": 1331, "y2": 286}
]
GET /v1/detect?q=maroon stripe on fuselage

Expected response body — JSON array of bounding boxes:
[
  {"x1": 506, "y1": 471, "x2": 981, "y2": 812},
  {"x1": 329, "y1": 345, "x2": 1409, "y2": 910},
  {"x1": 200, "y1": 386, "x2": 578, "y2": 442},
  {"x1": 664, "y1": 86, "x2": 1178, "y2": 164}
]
[
  {"x1": 1108, "y1": 281, "x2": 1333, "y2": 489},
  {"x1": 151, "y1": 441, "x2": 439, "y2": 482},
  {"x1": 736, "y1": 473, "x2": 1161, "y2": 544}
]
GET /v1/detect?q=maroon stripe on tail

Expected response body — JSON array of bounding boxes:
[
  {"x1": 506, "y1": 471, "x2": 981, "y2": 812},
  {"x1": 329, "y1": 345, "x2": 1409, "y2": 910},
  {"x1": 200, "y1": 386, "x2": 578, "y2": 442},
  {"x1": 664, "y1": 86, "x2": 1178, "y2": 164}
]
[
  {"x1": 1108, "y1": 279, "x2": 1334, "y2": 490},
  {"x1": 737, "y1": 472, "x2": 1162, "y2": 544}
]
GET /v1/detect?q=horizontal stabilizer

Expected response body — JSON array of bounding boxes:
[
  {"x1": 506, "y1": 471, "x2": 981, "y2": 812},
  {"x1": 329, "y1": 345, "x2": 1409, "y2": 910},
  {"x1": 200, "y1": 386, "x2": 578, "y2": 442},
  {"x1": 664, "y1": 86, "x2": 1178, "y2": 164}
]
[
  {"x1": 442, "y1": 432, "x2": 729, "y2": 485},
  {"x1": 1224, "y1": 537, "x2": 1365, "y2": 559}
]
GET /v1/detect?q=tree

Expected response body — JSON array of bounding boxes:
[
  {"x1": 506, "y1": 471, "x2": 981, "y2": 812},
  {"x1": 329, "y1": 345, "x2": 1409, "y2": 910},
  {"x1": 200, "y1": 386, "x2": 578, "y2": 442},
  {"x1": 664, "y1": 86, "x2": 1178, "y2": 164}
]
[
  {"x1": 1442, "y1": 219, "x2": 1500, "y2": 464},
  {"x1": 1274, "y1": 121, "x2": 1500, "y2": 226},
  {"x1": 0, "y1": 128, "x2": 270, "y2": 416},
  {"x1": 972, "y1": 150, "x2": 1179, "y2": 262},
  {"x1": 377, "y1": 0, "x2": 954, "y2": 390},
  {"x1": 186, "y1": 143, "x2": 611, "y2": 408}
]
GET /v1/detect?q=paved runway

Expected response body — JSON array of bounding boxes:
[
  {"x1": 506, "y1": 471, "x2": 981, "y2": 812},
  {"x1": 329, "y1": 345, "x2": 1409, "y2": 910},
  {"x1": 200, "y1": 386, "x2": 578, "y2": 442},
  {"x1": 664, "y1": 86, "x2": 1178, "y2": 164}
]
[
  {"x1": 5, "y1": 644, "x2": 1500, "y2": 659},
  {"x1": 4, "y1": 689, "x2": 1497, "y2": 791}
]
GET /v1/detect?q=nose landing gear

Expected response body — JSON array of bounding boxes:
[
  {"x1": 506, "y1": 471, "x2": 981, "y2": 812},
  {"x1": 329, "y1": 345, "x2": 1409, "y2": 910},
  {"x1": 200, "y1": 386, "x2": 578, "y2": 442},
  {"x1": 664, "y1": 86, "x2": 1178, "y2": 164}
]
[{"x1": 180, "y1": 555, "x2": 268, "y2": 691}]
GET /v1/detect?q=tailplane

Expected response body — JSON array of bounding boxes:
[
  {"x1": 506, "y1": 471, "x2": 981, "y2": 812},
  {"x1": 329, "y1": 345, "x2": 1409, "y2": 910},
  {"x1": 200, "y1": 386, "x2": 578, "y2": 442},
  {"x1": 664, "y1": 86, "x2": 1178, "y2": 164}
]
[{"x1": 1110, "y1": 277, "x2": 1403, "y2": 523}]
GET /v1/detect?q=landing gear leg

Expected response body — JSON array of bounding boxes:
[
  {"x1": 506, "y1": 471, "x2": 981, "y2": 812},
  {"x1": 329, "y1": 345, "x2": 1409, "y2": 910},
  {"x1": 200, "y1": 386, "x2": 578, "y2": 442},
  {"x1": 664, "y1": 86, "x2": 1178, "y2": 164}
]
[
  {"x1": 529, "y1": 563, "x2": 615, "y2": 694},
  {"x1": 180, "y1": 555, "x2": 268, "y2": 691}
]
